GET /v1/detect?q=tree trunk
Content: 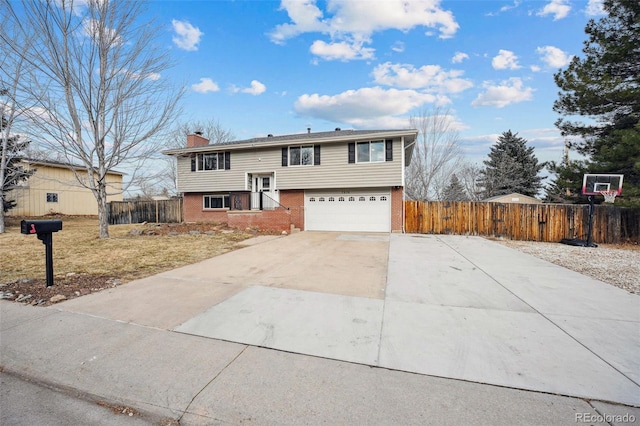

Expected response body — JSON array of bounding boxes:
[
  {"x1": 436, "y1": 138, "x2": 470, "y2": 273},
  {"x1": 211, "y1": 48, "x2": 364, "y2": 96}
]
[
  {"x1": 0, "y1": 134, "x2": 8, "y2": 234},
  {"x1": 96, "y1": 185, "x2": 110, "y2": 239},
  {"x1": 0, "y1": 194, "x2": 5, "y2": 234}
]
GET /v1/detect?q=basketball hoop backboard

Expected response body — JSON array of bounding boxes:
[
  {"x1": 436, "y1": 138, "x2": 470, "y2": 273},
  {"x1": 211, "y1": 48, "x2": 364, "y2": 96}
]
[{"x1": 582, "y1": 174, "x2": 624, "y2": 196}]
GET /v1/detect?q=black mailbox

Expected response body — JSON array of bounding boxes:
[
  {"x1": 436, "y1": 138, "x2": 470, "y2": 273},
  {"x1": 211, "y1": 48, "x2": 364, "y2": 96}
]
[
  {"x1": 21, "y1": 219, "x2": 63, "y2": 235},
  {"x1": 21, "y1": 219, "x2": 63, "y2": 287}
]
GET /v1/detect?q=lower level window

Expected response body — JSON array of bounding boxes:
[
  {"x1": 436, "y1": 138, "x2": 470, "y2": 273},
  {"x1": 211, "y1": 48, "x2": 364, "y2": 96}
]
[
  {"x1": 203, "y1": 195, "x2": 230, "y2": 209},
  {"x1": 46, "y1": 193, "x2": 58, "y2": 203}
]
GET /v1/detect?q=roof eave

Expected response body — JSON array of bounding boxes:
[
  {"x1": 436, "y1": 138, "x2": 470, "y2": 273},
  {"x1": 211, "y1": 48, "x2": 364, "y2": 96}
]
[{"x1": 162, "y1": 129, "x2": 419, "y2": 156}]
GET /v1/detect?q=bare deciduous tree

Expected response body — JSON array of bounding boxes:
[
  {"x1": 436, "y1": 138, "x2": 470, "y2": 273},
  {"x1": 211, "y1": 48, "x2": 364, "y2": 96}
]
[
  {"x1": 159, "y1": 119, "x2": 235, "y2": 194},
  {"x1": 0, "y1": 13, "x2": 34, "y2": 233},
  {"x1": 1, "y1": 0, "x2": 183, "y2": 238},
  {"x1": 406, "y1": 107, "x2": 464, "y2": 201},
  {"x1": 457, "y1": 162, "x2": 484, "y2": 201}
]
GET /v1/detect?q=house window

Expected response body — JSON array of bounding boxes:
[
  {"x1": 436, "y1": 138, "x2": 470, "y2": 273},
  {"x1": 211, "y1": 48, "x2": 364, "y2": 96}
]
[
  {"x1": 289, "y1": 145, "x2": 314, "y2": 166},
  {"x1": 196, "y1": 152, "x2": 229, "y2": 171},
  {"x1": 380, "y1": 196, "x2": 388, "y2": 201},
  {"x1": 356, "y1": 141, "x2": 385, "y2": 163},
  {"x1": 46, "y1": 193, "x2": 58, "y2": 203},
  {"x1": 203, "y1": 195, "x2": 230, "y2": 209}
]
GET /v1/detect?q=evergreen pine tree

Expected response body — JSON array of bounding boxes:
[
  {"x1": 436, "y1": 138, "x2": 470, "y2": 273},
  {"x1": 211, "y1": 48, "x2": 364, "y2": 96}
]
[
  {"x1": 553, "y1": 0, "x2": 639, "y2": 204},
  {"x1": 1, "y1": 116, "x2": 35, "y2": 212},
  {"x1": 480, "y1": 130, "x2": 544, "y2": 198},
  {"x1": 442, "y1": 174, "x2": 468, "y2": 201}
]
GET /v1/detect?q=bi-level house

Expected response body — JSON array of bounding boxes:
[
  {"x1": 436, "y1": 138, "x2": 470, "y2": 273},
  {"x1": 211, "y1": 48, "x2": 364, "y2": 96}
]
[{"x1": 162, "y1": 128, "x2": 418, "y2": 233}]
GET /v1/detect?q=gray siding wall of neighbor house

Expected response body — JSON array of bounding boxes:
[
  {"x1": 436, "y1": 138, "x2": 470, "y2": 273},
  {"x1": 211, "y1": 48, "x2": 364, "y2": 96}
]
[{"x1": 176, "y1": 139, "x2": 405, "y2": 193}]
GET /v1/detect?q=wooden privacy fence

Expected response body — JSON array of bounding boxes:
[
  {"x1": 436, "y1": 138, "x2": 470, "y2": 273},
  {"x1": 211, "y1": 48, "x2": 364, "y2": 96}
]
[
  {"x1": 405, "y1": 201, "x2": 640, "y2": 244},
  {"x1": 107, "y1": 199, "x2": 183, "y2": 224}
]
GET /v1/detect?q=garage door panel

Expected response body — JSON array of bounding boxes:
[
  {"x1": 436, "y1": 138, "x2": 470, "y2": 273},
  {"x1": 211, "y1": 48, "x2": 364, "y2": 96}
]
[{"x1": 305, "y1": 190, "x2": 390, "y2": 232}]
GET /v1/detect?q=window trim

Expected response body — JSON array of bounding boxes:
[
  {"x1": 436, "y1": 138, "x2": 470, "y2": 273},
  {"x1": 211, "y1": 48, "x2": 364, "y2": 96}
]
[
  {"x1": 283, "y1": 145, "x2": 320, "y2": 166},
  {"x1": 194, "y1": 152, "x2": 230, "y2": 172},
  {"x1": 288, "y1": 145, "x2": 314, "y2": 166},
  {"x1": 203, "y1": 194, "x2": 230, "y2": 210},
  {"x1": 356, "y1": 140, "x2": 385, "y2": 163}
]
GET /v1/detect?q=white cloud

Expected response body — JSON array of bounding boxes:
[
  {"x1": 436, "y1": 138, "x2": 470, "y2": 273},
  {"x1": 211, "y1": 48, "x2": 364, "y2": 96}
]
[
  {"x1": 310, "y1": 39, "x2": 375, "y2": 61},
  {"x1": 172, "y1": 19, "x2": 203, "y2": 51},
  {"x1": 492, "y1": 50, "x2": 520, "y2": 70},
  {"x1": 372, "y1": 62, "x2": 473, "y2": 94},
  {"x1": 536, "y1": 45, "x2": 573, "y2": 68},
  {"x1": 233, "y1": 80, "x2": 267, "y2": 96},
  {"x1": 269, "y1": 0, "x2": 459, "y2": 61},
  {"x1": 452, "y1": 52, "x2": 469, "y2": 64},
  {"x1": 192, "y1": 78, "x2": 219, "y2": 93},
  {"x1": 269, "y1": 0, "x2": 328, "y2": 44},
  {"x1": 295, "y1": 87, "x2": 439, "y2": 124},
  {"x1": 82, "y1": 18, "x2": 122, "y2": 44},
  {"x1": 127, "y1": 71, "x2": 162, "y2": 81},
  {"x1": 471, "y1": 78, "x2": 534, "y2": 108},
  {"x1": 530, "y1": 65, "x2": 541, "y2": 72},
  {"x1": 537, "y1": 0, "x2": 571, "y2": 20},
  {"x1": 485, "y1": 0, "x2": 522, "y2": 16},
  {"x1": 585, "y1": 0, "x2": 605, "y2": 16},
  {"x1": 391, "y1": 41, "x2": 405, "y2": 53}
]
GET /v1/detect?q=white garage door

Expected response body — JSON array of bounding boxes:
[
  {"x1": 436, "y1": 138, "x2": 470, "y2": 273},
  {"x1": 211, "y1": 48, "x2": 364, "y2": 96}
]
[{"x1": 305, "y1": 189, "x2": 391, "y2": 232}]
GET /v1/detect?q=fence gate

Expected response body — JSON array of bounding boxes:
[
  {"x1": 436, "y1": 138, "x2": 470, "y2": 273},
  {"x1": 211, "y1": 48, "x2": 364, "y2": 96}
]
[{"x1": 492, "y1": 203, "x2": 506, "y2": 238}]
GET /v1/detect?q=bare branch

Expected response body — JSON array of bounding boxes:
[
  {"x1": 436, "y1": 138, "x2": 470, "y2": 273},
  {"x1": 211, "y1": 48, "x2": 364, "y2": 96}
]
[
  {"x1": 405, "y1": 107, "x2": 463, "y2": 201},
  {"x1": 1, "y1": 0, "x2": 184, "y2": 237}
]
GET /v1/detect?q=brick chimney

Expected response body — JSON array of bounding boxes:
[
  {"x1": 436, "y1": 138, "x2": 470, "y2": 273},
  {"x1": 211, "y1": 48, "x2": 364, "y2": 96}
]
[{"x1": 186, "y1": 132, "x2": 209, "y2": 148}]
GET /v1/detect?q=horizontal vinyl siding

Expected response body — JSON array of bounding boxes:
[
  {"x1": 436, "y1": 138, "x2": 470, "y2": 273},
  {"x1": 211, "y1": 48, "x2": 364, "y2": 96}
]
[
  {"x1": 176, "y1": 139, "x2": 404, "y2": 192},
  {"x1": 8, "y1": 164, "x2": 122, "y2": 216}
]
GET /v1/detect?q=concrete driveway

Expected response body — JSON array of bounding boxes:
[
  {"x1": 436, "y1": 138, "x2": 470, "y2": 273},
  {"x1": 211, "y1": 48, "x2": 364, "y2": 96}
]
[{"x1": 59, "y1": 232, "x2": 640, "y2": 406}]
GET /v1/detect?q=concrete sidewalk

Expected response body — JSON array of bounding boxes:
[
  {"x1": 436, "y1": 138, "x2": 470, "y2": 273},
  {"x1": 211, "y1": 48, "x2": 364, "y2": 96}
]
[{"x1": 3, "y1": 301, "x2": 637, "y2": 425}]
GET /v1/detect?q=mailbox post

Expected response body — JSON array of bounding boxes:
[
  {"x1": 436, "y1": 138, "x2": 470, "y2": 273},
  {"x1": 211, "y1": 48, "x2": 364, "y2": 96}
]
[{"x1": 21, "y1": 220, "x2": 63, "y2": 287}]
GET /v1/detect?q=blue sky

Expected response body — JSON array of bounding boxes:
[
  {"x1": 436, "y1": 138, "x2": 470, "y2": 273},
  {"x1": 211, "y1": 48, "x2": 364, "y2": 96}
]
[{"x1": 151, "y1": 0, "x2": 604, "y2": 165}]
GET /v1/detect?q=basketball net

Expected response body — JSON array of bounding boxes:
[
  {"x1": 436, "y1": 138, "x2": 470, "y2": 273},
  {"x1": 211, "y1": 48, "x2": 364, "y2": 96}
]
[{"x1": 599, "y1": 190, "x2": 618, "y2": 203}]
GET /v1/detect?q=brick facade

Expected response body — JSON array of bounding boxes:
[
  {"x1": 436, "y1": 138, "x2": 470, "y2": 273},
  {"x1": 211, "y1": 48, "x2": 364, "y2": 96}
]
[
  {"x1": 278, "y1": 190, "x2": 304, "y2": 230},
  {"x1": 391, "y1": 186, "x2": 404, "y2": 232},
  {"x1": 184, "y1": 188, "x2": 403, "y2": 233},
  {"x1": 183, "y1": 190, "x2": 304, "y2": 232}
]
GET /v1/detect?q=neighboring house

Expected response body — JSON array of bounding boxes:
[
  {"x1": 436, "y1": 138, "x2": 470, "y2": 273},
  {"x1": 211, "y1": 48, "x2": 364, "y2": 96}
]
[
  {"x1": 163, "y1": 129, "x2": 418, "y2": 232},
  {"x1": 7, "y1": 159, "x2": 124, "y2": 216},
  {"x1": 483, "y1": 192, "x2": 542, "y2": 204}
]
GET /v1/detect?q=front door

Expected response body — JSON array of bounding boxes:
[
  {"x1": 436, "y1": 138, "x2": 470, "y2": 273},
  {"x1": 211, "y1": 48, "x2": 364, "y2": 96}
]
[
  {"x1": 254, "y1": 175, "x2": 271, "y2": 193},
  {"x1": 251, "y1": 173, "x2": 278, "y2": 209}
]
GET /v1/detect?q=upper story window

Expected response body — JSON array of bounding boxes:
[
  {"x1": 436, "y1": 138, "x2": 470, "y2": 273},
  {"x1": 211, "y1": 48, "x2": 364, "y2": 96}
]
[
  {"x1": 289, "y1": 145, "x2": 314, "y2": 166},
  {"x1": 282, "y1": 145, "x2": 320, "y2": 167},
  {"x1": 357, "y1": 140, "x2": 385, "y2": 163},
  {"x1": 191, "y1": 152, "x2": 230, "y2": 172},
  {"x1": 348, "y1": 140, "x2": 393, "y2": 163}
]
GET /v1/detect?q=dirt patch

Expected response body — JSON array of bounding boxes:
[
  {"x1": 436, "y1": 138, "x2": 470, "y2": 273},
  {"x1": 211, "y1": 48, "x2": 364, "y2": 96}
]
[{"x1": 1, "y1": 275, "x2": 126, "y2": 307}]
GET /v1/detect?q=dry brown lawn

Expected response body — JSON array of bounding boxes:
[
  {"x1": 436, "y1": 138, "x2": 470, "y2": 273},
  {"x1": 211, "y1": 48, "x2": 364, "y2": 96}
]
[{"x1": 0, "y1": 216, "x2": 254, "y2": 284}]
